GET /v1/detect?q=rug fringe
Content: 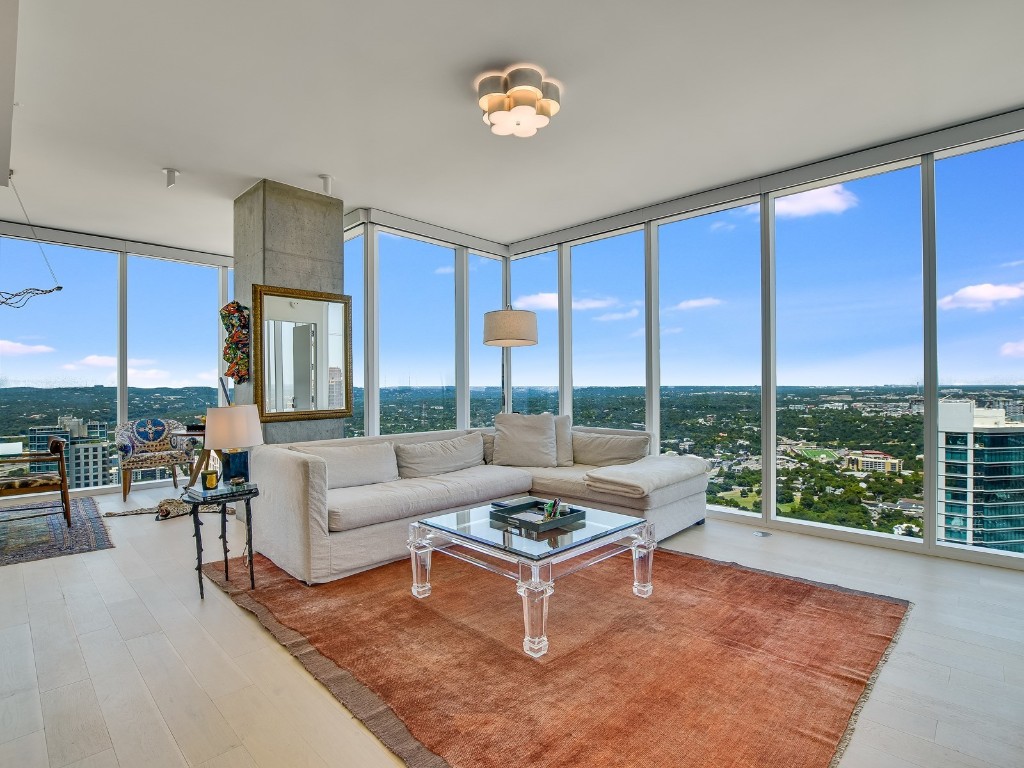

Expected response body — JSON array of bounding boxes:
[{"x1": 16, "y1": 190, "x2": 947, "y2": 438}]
[{"x1": 827, "y1": 601, "x2": 914, "y2": 768}]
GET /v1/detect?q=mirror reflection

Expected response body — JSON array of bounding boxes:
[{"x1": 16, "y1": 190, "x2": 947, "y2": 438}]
[{"x1": 252, "y1": 285, "x2": 353, "y2": 422}]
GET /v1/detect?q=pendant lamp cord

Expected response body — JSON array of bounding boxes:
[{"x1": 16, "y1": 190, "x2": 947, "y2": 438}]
[{"x1": 9, "y1": 176, "x2": 60, "y2": 287}]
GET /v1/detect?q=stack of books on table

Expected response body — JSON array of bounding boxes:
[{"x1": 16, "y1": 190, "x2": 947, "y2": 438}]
[{"x1": 184, "y1": 482, "x2": 257, "y2": 502}]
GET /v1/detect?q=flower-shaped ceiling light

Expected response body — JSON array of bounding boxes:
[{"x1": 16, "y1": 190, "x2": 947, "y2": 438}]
[{"x1": 477, "y1": 66, "x2": 561, "y2": 138}]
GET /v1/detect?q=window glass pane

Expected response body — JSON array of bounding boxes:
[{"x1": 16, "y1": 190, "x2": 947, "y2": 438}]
[
  {"x1": 469, "y1": 254, "x2": 502, "y2": 426},
  {"x1": 0, "y1": 237, "x2": 119, "y2": 489},
  {"x1": 774, "y1": 169, "x2": 924, "y2": 540},
  {"x1": 510, "y1": 252, "x2": 559, "y2": 414},
  {"x1": 378, "y1": 232, "x2": 455, "y2": 433},
  {"x1": 343, "y1": 233, "x2": 365, "y2": 436},
  {"x1": 571, "y1": 232, "x2": 645, "y2": 428},
  {"x1": 658, "y1": 206, "x2": 761, "y2": 515},
  {"x1": 936, "y1": 139, "x2": 1024, "y2": 556}
]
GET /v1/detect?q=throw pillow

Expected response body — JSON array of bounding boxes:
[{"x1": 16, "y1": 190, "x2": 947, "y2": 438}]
[
  {"x1": 572, "y1": 431, "x2": 650, "y2": 466},
  {"x1": 293, "y1": 442, "x2": 399, "y2": 489},
  {"x1": 554, "y1": 414, "x2": 573, "y2": 467},
  {"x1": 395, "y1": 432, "x2": 484, "y2": 478},
  {"x1": 492, "y1": 413, "x2": 557, "y2": 468}
]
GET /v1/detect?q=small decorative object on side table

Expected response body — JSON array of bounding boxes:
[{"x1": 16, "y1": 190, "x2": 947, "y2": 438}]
[{"x1": 183, "y1": 482, "x2": 260, "y2": 598}]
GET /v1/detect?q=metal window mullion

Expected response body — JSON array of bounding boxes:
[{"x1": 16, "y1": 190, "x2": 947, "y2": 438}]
[
  {"x1": 364, "y1": 223, "x2": 380, "y2": 436},
  {"x1": 644, "y1": 220, "x2": 660, "y2": 453},
  {"x1": 117, "y1": 250, "x2": 128, "y2": 424},
  {"x1": 455, "y1": 246, "x2": 469, "y2": 428},
  {"x1": 558, "y1": 243, "x2": 572, "y2": 417},
  {"x1": 760, "y1": 192, "x2": 776, "y2": 525},
  {"x1": 502, "y1": 255, "x2": 512, "y2": 413},
  {"x1": 922, "y1": 153, "x2": 939, "y2": 553},
  {"x1": 217, "y1": 266, "x2": 229, "y2": 405}
]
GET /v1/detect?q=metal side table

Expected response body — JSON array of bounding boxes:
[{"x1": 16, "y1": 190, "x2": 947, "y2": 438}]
[{"x1": 183, "y1": 483, "x2": 260, "y2": 598}]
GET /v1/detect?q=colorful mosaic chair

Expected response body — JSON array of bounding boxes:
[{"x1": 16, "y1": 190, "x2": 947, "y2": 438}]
[
  {"x1": 0, "y1": 437, "x2": 72, "y2": 527},
  {"x1": 115, "y1": 418, "x2": 195, "y2": 500}
]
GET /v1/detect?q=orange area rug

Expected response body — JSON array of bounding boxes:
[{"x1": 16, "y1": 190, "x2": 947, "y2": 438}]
[{"x1": 205, "y1": 550, "x2": 909, "y2": 768}]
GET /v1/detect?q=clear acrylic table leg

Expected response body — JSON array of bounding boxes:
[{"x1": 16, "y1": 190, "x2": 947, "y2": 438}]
[
  {"x1": 631, "y1": 522, "x2": 656, "y2": 598},
  {"x1": 517, "y1": 562, "x2": 554, "y2": 658},
  {"x1": 407, "y1": 522, "x2": 433, "y2": 598}
]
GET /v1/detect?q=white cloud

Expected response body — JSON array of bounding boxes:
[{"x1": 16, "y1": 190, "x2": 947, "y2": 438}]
[
  {"x1": 513, "y1": 293, "x2": 620, "y2": 311},
  {"x1": 0, "y1": 339, "x2": 55, "y2": 355},
  {"x1": 672, "y1": 297, "x2": 723, "y2": 311},
  {"x1": 514, "y1": 292, "x2": 558, "y2": 310},
  {"x1": 938, "y1": 282, "x2": 1024, "y2": 311},
  {"x1": 662, "y1": 327, "x2": 684, "y2": 335},
  {"x1": 79, "y1": 354, "x2": 117, "y2": 367},
  {"x1": 434, "y1": 265, "x2": 454, "y2": 275},
  {"x1": 709, "y1": 221, "x2": 735, "y2": 233},
  {"x1": 572, "y1": 297, "x2": 617, "y2": 310},
  {"x1": 629, "y1": 327, "x2": 645, "y2": 338},
  {"x1": 774, "y1": 184, "x2": 858, "y2": 218},
  {"x1": 1000, "y1": 340, "x2": 1024, "y2": 357},
  {"x1": 595, "y1": 308, "x2": 639, "y2": 322},
  {"x1": 1002, "y1": 260, "x2": 1024, "y2": 268},
  {"x1": 61, "y1": 363, "x2": 79, "y2": 371}
]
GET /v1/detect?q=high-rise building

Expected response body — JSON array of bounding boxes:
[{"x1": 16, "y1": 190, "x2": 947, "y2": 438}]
[
  {"x1": 327, "y1": 366, "x2": 345, "y2": 409},
  {"x1": 937, "y1": 401, "x2": 1024, "y2": 553},
  {"x1": 28, "y1": 416, "x2": 117, "y2": 489}
]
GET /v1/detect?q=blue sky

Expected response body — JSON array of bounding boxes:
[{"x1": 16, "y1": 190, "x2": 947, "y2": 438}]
[{"x1": 2, "y1": 141, "x2": 1022, "y2": 390}]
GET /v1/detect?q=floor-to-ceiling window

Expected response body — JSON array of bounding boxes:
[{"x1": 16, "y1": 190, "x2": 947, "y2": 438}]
[
  {"x1": 773, "y1": 168, "x2": 925, "y2": 538},
  {"x1": 469, "y1": 253, "x2": 503, "y2": 426},
  {"x1": 378, "y1": 232, "x2": 456, "y2": 433},
  {"x1": 510, "y1": 252, "x2": 559, "y2": 414},
  {"x1": 936, "y1": 138, "x2": 1024, "y2": 556},
  {"x1": 343, "y1": 232, "x2": 365, "y2": 436},
  {"x1": 0, "y1": 238, "x2": 119, "y2": 488},
  {"x1": 571, "y1": 231, "x2": 646, "y2": 429},
  {"x1": 658, "y1": 205, "x2": 761, "y2": 515}
]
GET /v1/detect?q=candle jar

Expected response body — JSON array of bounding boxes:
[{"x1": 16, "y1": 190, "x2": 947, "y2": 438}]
[{"x1": 201, "y1": 470, "x2": 219, "y2": 490}]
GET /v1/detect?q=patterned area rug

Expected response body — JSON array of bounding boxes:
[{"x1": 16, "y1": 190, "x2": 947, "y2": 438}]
[
  {"x1": 206, "y1": 550, "x2": 911, "y2": 768},
  {"x1": 1, "y1": 497, "x2": 113, "y2": 566},
  {"x1": 102, "y1": 498, "x2": 228, "y2": 521}
]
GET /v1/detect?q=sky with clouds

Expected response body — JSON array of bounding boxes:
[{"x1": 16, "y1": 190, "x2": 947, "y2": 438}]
[{"x1": 2, "y1": 142, "x2": 1022, "y2": 392}]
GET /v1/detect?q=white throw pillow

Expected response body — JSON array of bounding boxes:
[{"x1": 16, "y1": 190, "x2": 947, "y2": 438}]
[
  {"x1": 293, "y1": 442, "x2": 399, "y2": 489},
  {"x1": 554, "y1": 414, "x2": 573, "y2": 467},
  {"x1": 572, "y1": 431, "x2": 650, "y2": 466},
  {"x1": 394, "y1": 432, "x2": 484, "y2": 478},
  {"x1": 492, "y1": 413, "x2": 557, "y2": 468}
]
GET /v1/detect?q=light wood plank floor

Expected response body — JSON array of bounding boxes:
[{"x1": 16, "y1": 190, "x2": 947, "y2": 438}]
[{"x1": 1, "y1": 488, "x2": 1022, "y2": 767}]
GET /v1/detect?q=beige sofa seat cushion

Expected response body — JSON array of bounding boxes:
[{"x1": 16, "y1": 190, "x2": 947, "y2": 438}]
[
  {"x1": 327, "y1": 465, "x2": 532, "y2": 532},
  {"x1": 395, "y1": 432, "x2": 484, "y2": 478},
  {"x1": 493, "y1": 413, "x2": 557, "y2": 467},
  {"x1": 292, "y1": 442, "x2": 398, "y2": 489},
  {"x1": 584, "y1": 454, "x2": 710, "y2": 498},
  {"x1": 527, "y1": 464, "x2": 708, "y2": 512}
]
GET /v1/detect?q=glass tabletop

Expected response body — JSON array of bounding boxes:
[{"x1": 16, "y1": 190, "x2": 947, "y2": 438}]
[{"x1": 419, "y1": 504, "x2": 646, "y2": 561}]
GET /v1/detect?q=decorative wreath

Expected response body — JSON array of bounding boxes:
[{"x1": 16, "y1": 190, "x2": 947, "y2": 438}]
[{"x1": 220, "y1": 301, "x2": 251, "y2": 383}]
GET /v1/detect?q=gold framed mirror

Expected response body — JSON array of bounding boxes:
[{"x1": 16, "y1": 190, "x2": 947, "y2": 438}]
[{"x1": 251, "y1": 284, "x2": 353, "y2": 422}]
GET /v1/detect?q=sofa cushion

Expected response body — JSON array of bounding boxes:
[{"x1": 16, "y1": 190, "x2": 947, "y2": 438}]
[
  {"x1": 493, "y1": 413, "x2": 557, "y2": 467},
  {"x1": 327, "y1": 465, "x2": 533, "y2": 532},
  {"x1": 555, "y1": 414, "x2": 573, "y2": 467},
  {"x1": 395, "y1": 433, "x2": 484, "y2": 479},
  {"x1": 572, "y1": 431, "x2": 649, "y2": 466},
  {"x1": 293, "y1": 442, "x2": 399, "y2": 489},
  {"x1": 482, "y1": 433, "x2": 494, "y2": 464}
]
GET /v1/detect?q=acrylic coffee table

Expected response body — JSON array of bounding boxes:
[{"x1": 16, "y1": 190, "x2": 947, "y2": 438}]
[{"x1": 407, "y1": 504, "x2": 655, "y2": 658}]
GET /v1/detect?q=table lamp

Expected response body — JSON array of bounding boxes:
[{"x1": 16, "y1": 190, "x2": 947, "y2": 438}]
[{"x1": 204, "y1": 404, "x2": 264, "y2": 484}]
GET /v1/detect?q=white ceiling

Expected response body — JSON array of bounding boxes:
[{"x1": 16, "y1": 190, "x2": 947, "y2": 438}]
[{"x1": 1, "y1": 0, "x2": 1023, "y2": 256}]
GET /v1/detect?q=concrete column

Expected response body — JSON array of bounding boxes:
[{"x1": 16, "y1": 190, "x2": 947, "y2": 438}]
[{"x1": 233, "y1": 179, "x2": 344, "y2": 444}]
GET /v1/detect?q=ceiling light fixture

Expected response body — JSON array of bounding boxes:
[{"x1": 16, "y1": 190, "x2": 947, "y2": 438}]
[{"x1": 476, "y1": 66, "x2": 561, "y2": 138}]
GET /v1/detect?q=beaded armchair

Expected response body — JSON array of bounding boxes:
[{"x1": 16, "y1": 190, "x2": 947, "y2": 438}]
[{"x1": 114, "y1": 418, "x2": 196, "y2": 500}]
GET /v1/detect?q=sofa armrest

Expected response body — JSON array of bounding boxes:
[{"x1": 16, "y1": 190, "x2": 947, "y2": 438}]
[
  {"x1": 251, "y1": 445, "x2": 329, "y2": 583},
  {"x1": 583, "y1": 454, "x2": 709, "y2": 499}
]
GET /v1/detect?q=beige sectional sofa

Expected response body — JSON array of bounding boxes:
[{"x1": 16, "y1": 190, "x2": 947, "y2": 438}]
[{"x1": 250, "y1": 420, "x2": 709, "y2": 584}]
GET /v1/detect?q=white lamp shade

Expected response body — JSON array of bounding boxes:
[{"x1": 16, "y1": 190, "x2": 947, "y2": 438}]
[
  {"x1": 483, "y1": 309, "x2": 538, "y2": 347},
  {"x1": 204, "y1": 404, "x2": 265, "y2": 450}
]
